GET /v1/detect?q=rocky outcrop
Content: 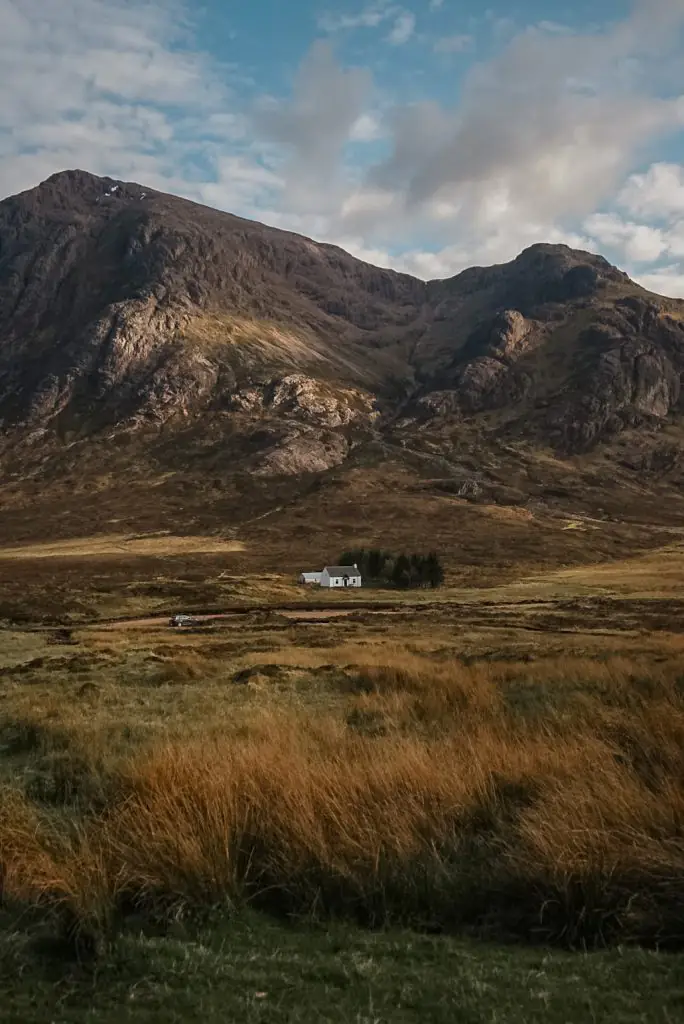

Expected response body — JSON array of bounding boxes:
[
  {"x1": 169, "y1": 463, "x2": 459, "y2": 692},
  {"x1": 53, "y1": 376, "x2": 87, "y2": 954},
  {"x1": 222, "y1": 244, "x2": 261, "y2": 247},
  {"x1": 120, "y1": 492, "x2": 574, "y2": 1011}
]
[
  {"x1": 226, "y1": 375, "x2": 377, "y2": 476},
  {"x1": 12, "y1": 299, "x2": 217, "y2": 430},
  {"x1": 416, "y1": 309, "x2": 538, "y2": 418},
  {"x1": 546, "y1": 300, "x2": 684, "y2": 451},
  {"x1": 487, "y1": 310, "x2": 534, "y2": 359},
  {"x1": 230, "y1": 374, "x2": 377, "y2": 428},
  {"x1": 414, "y1": 294, "x2": 684, "y2": 453},
  {"x1": 252, "y1": 428, "x2": 350, "y2": 476},
  {"x1": 457, "y1": 357, "x2": 531, "y2": 413}
]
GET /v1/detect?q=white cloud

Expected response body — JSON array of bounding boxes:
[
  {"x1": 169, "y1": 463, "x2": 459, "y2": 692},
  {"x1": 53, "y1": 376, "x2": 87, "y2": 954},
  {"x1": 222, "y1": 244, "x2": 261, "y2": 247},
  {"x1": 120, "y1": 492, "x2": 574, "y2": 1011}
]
[
  {"x1": 433, "y1": 34, "x2": 473, "y2": 53},
  {"x1": 340, "y1": 188, "x2": 396, "y2": 219},
  {"x1": 581, "y1": 208, "x2": 684, "y2": 302},
  {"x1": 252, "y1": 42, "x2": 372, "y2": 215},
  {"x1": 388, "y1": 23, "x2": 684, "y2": 224},
  {"x1": 318, "y1": 3, "x2": 416, "y2": 45},
  {"x1": 584, "y1": 213, "x2": 669, "y2": 262},
  {"x1": 224, "y1": 0, "x2": 684, "y2": 290},
  {"x1": 536, "y1": 20, "x2": 573, "y2": 34},
  {"x1": 270, "y1": 0, "x2": 684, "y2": 284},
  {"x1": 387, "y1": 12, "x2": 416, "y2": 45},
  {"x1": 429, "y1": 0, "x2": 444, "y2": 9},
  {"x1": 619, "y1": 163, "x2": 684, "y2": 220},
  {"x1": 317, "y1": 2, "x2": 395, "y2": 33},
  {"x1": 632, "y1": 264, "x2": 684, "y2": 298},
  {"x1": 197, "y1": 155, "x2": 283, "y2": 213},
  {"x1": 0, "y1": 0, "x2": 237, "y2": 199},
  {"x1": 349, "y1": 113, "x2": 383, "y2": 141},
  {"x1": 326, "y1": 236, "x2": 398, "y2": 268}
]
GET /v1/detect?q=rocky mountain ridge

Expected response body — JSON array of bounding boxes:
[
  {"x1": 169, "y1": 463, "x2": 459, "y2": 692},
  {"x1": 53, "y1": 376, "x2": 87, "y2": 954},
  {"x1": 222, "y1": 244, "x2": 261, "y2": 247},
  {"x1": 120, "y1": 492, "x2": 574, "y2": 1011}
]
[{"x1": 2, "y1": 169, "x2": 684, "y2": 490}]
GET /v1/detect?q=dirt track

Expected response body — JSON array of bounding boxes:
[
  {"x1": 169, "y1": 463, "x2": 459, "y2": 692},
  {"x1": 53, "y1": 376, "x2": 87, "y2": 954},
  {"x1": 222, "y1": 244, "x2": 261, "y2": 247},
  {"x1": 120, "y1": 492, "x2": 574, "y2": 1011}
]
[{"x1": 99, "y1": 607, "x2": 372, "y2": 631}]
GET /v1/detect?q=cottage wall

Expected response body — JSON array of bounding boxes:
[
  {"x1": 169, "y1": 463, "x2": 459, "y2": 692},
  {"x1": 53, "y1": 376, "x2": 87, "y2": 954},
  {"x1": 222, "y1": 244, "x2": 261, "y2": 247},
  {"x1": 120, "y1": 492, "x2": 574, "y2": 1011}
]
[{"x1": 320, "y1": 569, "x2": 362, "y2": 588}]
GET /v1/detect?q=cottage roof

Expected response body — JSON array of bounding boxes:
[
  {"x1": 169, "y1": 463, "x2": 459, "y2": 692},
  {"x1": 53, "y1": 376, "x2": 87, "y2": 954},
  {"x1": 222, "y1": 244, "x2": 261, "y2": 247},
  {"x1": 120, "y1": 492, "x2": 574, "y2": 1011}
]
[{"x1": 324, "y1": 565, "x2": 361, "y2": 577}]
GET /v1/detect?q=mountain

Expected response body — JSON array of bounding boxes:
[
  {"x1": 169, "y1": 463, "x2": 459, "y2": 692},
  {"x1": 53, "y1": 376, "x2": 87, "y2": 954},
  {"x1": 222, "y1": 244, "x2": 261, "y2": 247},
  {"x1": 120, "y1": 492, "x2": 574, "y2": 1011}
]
[{"x1": 2, "y1": 168, "x2": 684, "y2": 557}]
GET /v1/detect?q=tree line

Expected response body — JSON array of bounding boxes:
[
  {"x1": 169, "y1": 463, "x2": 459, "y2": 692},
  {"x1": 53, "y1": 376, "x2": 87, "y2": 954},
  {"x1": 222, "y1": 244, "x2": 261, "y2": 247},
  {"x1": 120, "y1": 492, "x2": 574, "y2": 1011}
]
[{"x1": 339, "y1": 549, "x2": 445, "y2": 589}]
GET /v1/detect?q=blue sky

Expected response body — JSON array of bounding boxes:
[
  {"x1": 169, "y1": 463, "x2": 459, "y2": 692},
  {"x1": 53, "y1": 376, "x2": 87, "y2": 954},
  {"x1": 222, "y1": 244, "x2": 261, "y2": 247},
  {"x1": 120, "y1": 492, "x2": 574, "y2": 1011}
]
[{"x1": 2, "y1": 0, "x2": 684, "y2": 293}]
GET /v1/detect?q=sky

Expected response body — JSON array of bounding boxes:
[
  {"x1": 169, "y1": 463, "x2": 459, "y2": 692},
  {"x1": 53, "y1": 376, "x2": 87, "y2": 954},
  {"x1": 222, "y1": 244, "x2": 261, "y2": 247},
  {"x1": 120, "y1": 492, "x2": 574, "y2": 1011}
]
[{"x1": 2, "y1": 0, "x2": 684, "y2": 293}]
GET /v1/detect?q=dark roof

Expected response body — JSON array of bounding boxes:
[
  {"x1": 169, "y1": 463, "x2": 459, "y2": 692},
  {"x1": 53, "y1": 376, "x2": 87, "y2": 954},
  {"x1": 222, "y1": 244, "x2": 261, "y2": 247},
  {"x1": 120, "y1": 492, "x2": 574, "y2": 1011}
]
[{"x1": 324, "y1": 565, "x2": 361, "y2": 576}]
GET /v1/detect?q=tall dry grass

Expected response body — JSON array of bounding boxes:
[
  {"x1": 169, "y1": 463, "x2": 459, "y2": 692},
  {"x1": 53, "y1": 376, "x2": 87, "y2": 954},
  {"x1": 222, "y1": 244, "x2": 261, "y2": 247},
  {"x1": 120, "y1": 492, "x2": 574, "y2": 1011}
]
[
  {"x1": 3, "y1": 652, "x2": 684, "y2": 948},
  {"x1": 0, "y1": 787, "x2": 112, "y2": 956}
]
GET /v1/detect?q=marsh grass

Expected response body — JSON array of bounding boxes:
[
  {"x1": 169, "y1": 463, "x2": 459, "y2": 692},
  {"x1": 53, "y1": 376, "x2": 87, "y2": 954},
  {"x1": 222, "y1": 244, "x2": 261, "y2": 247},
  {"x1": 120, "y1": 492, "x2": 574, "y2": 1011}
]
[{"x1": 3, "y1": 649, "x2": 684, "y2": 951}]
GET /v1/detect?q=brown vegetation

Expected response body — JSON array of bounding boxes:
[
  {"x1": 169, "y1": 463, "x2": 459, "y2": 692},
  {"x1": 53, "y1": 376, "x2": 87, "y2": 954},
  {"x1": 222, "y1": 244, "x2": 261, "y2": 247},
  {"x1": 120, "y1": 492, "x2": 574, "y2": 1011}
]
[
  {"x1": 3, "y1": 645, "x2": 684, "y2": 951},
  {"x1": 0, "y1": 534, "x2": 244, "y2": 560}
]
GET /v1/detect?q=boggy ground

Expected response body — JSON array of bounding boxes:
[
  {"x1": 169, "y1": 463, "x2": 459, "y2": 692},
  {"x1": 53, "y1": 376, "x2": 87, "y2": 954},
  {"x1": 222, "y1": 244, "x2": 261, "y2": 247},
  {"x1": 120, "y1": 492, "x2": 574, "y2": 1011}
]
[
  {"x1": 4, "y1": 544, "x2": 684, "y2": 1020},
  {"x1": 3, "y1": 448, "x2": 684, "y2": 624}
]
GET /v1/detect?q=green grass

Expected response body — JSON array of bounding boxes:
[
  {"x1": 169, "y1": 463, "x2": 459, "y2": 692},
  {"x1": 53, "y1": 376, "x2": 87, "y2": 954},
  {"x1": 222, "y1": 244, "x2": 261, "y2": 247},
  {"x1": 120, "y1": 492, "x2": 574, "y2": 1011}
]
[{"x1": 2, "y1": 911, "x2": 684, "y2": 1024}]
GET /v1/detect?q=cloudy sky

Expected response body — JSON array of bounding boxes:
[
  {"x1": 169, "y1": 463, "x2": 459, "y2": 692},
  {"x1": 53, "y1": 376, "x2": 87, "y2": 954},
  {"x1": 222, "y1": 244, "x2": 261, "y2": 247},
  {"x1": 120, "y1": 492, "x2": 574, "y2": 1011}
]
[{"x1": 2, "y1": 0, "x2": 684, "y2": 293}]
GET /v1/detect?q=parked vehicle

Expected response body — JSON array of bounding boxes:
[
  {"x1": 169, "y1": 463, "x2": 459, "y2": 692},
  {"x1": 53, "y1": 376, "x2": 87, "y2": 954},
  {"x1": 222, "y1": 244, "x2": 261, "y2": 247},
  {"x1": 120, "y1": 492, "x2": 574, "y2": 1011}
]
[{"x1": 169, "y1": 613, "x2": 195, "y2": 628}]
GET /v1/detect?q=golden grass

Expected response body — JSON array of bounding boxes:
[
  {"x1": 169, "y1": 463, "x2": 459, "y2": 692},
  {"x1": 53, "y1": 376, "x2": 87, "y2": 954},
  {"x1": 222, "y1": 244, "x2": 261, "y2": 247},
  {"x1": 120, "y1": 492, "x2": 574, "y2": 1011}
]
[
  {"x1": 182, "y1": 313, "x2": 328, "y2": 366},
  {"x1": 476, "y1": 504, "x2": 535, "y2": 523},
  {"x1": 0, "y1": 629, "x2": 55, "y2": 668},
  {"x1": 0, "y1": 787, "x2": 111, "y2": 940},
  {"x1": 0, "y1": 533, "x2": 244, "y2": 560},
  {"x1": 542, "y1": 544, "x2": 684, "y2": 594},
  {"x1": 4, "y1": 647, "x2": 684, "y2": 948}
]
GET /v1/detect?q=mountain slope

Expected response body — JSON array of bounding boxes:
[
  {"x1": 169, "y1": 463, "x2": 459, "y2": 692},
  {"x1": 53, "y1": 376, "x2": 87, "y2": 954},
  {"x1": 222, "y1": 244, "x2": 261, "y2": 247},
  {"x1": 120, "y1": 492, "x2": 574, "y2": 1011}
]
[
  {"x1": 2, "y1": 168, "x2": 684, "y2": 526},
  {"x1": 0, "y1": 170, "x2": 428, "y2": 427}
]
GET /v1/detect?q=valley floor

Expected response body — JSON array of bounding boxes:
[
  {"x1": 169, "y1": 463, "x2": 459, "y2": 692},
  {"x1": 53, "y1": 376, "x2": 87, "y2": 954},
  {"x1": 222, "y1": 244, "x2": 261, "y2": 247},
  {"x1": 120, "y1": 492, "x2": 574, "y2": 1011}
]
[{"x1": 4, "y1": 534, "x2": 684, "y2": 1021}]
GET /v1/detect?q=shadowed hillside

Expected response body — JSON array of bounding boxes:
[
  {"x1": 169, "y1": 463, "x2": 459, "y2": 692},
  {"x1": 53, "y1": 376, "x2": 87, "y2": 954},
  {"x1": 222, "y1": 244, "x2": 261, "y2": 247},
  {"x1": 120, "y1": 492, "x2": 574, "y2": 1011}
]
[{"x1": 2, "y1": 170, "x2": 684, "y2": 559}]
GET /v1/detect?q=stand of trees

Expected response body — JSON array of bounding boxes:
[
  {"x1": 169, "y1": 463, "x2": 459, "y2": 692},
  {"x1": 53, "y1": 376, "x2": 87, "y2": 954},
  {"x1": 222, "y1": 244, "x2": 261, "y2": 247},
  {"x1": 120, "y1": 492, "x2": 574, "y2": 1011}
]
[{"x1": 339, "y1": 549, "x2": 445, "y2": 589}]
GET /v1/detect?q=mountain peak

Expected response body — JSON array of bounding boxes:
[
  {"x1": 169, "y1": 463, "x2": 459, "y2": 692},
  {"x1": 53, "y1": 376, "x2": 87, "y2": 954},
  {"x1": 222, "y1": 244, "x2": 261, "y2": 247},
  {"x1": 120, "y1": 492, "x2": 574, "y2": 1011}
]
[
  {"x1": 514, "y1": 241, "x2": 619, "y2": 273},
  {"x1": 43, "y1": 168, "x2": 107, "y2": 186},
  {"x1": 43, "y1": 168, "x2": 153, "y2": 206}
]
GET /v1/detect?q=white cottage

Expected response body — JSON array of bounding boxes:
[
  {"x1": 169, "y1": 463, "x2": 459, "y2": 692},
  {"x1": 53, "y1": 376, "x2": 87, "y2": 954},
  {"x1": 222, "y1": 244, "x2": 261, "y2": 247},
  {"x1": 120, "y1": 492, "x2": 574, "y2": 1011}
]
[{"x1": 320, "y1": 565, "x2": 362, "y2": 588}]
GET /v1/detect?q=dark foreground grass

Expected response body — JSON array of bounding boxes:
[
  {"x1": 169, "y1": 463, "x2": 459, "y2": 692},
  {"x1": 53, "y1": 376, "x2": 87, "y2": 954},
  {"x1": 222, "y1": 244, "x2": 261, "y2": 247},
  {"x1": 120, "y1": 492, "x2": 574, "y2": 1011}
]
[{"x1": 2, "y1": 910, "x2": 684, "y2": 1024}]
